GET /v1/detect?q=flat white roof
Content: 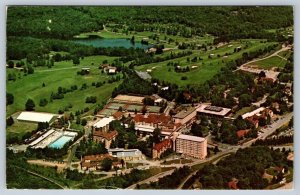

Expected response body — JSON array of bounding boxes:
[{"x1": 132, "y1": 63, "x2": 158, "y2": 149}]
[
  {"x1": 196, "y1": 104, "x2": 231, "y2": 116},
  {"x1": 93, "y1": 117, "x2": 115, "y2": 128},
  {"x1": 17, "y1": 111, "x2": 57, "y2": 123},
  {"x1": 242, "y1": 107, "x2": 265, "y2": 119},
  {"x1": 177, "y1": 134, "x2": 206, "y2": 142}
]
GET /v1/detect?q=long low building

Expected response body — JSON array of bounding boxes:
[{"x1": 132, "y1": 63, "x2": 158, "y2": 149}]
[
  {"x1": 241, "y1": 107, "x2": 265, "y2": 119},
  {"x1": 93, "y1": 117, "x2": 115, "y2": 131},
  {"x1": 197, "y1": 104, "x2": 231, "y2": 118},
  {"x1": 173, "y1": 106, "x2": 197, "y2": 125},
  {"x1": 135, "y1": 124, "x2": 172, "y2": 137},
  {"x1": 17, "y1": 111, "x2": 58, "y2": 123},
  {"x1": 175, "y1": 134, "x2": 207, "y2": 159},
  {"x1": 108, "y1": 148, "x2": 144, "y2": 161}
]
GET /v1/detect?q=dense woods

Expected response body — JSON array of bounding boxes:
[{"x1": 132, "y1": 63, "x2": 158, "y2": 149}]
[
  {"x1": 7, "y1": 7, "x2": 293, "y2": 40},
  {"x1": 192, "y1": 146, "x2": 291, "y2": 189}
]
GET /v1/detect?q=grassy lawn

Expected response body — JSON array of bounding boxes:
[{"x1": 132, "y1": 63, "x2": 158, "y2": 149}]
[
  {"x1": 6, "y1": 55, "x2": 121, "y2": 117},
  {"x1": 278, "y1": 50, "x2": 292, "y2": 59},
  {"x1": 233, "y1": 106, "x2": 257, "y2": 118},
  {"x1": 135, "y1": 41, "x2": 277, "y2": 87},
  {"x1": 126, "y1": 163, "x2": 144, "y2": 169},
  {"x1": 162, "y1": 159, "x2": 193, "y2": 165},
  {"x1": 249, "y1": 56, "x2": 287, "y2": 70},
  {"x1": 6, "y1": 112, "x2": 38, "y2": 139}
]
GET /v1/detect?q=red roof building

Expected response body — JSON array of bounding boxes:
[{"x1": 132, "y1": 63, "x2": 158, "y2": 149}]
[
  {"x1": 81, "y1": 154, "x2": 113, "y2": 171},
  {"x1": 113, "y1": 111, "x2": 123, "y2": 120},
  {"x1": 228, "y1": 178, "x2": 239, "y2": 189},
  {"x1": 152, "y1": 139, "x2": 172, "y2": 159},
  {"x1": 93, "y1": 130, "x2": 118, "y2": 149},
  {"x1": 133, "y1": 113, "x2": 181, "y2": 132},
  {"x1": 236, "y1": 130, "x2": 250, "y2": 138}
]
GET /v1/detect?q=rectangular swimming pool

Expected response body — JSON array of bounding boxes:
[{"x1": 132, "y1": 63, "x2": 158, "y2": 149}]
[{"x1": 48, "y1": 136, "x2": 73, "y2": 149}]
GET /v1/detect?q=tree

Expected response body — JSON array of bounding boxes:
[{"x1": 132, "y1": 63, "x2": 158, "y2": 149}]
[
  {"x1": 130, "y1": 36, "x2": 135, "y2": 44},
  {"x1": 120, "y1": 159, "x2": 125, "y2": 168},
  {"x1": 27, "y1": 66, "x2": 34, "y2": 74},
  {"x1": 76, "y1": 116, "x2": 81, "y2": 124},
  {"x1": 7, "y1": 61, "x2": 14, "y2": 68},
  {"x1": 152, "y1": 128, "x2": 162, "y2": 144},
  {"x1": 81, "y1": 118, "x2": 87, "y2": 126},
  {"x1": 213, "y1": 146, "x2": 220, "y2": 154},
  {"x1": 69, "y1": 112, "x2": 74, "y2": 121},
  {"x1": 39, "y1": 98, "x2": 48, "y2": 107},
  {"x1": 143, "y1": 97, "x2": 155, "y2": 106},
  {"x1": 72, "y1": 56, "x2": 80, "y2": 65},
  {"x1": 25, "y1": 98, "x2": 35, "y2": 111},
  {"x1": 259, "y1": 71, "x2": 266, "y2": 78},
  {"x1": 6, "y1": 93, "x2": 14, "y2": 105},
  {"x1": 239, "y1": 94, "x2": 252, "y2": 107},
  {"x1": 6, "y1": 116, "x2": 14, "y2": 126},
  {"x1": 101, "y1": 158, "x2": 113, "y2": 171},
  {"x1": 114, "y1": 166, "x2": 119, "y2": 175}
]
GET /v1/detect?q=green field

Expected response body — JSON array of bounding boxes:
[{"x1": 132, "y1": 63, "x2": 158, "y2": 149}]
[
  {"x1": 135, "y1": 40, "x2": 277, "y2": 86},
  {"x1": 278, "y1": 50, "x2": 292, "y2": 59},
  {"x1": 250, "y1": 56, "x2": 287, "y2": 70},
  {"x1": 6, "y1": 112, "x2": 38, "y2": 139},
  {"x1": 6, "y1": 55, "x2": 120, "y2": 117}
]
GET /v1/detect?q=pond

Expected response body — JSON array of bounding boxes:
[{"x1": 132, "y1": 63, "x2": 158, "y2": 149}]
[{"x1": 73, "y1": 38, "x2": 153, "y2": 50}]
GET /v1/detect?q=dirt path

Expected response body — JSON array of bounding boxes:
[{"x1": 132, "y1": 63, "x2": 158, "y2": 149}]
[
  {"x1": 13, "y1": 165, "x2": 66, "y2": 189},
  {"x1": 236, "y1": 45, "x2": 292, "y2": 79},
  {"x1": 35, "y1": 66, "x2": 81, "y2": 73},
  {"x1": 27, "y1": 159, "x2": 67, "y2": 168}
]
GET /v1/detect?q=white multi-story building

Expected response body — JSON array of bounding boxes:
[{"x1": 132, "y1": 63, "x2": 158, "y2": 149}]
[{"x1": 175, "y1": 134, "x2": 207, "y2": 159}]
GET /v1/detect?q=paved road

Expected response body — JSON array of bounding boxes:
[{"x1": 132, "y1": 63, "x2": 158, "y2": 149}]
[
  {"x1": 259, "y1": 112, "x2": 293, "y2": 140},
  {"x1": 177, "y1": 170, "x2": 198, "y2": 189},
  {"x1": 35, "y1": 66, "x2": 82, "y2": 73},
  {"x1": 127, "y1": 168, "x2": 177, "y2": 189}
]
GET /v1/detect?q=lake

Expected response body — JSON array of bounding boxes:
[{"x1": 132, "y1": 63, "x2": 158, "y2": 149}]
[{"x1": 73, "y1": 38, "x2": 153, "y2": 50}]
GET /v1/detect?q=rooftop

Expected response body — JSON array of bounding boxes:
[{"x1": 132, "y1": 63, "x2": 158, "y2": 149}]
[
  {"x1": 242, "y1": 107, "x2": 265, "y2": 119},
  {"x1": 177, "y1": 134, "x2": 206, "y2": 142},
  {"x1": 134, "y1": 113, "x2": 171, "y2": 125},
  {"x1": 93, "y1": 130, "x2": 118, "y2": 140},
  {"x1": 153, "y1": 139, "x2": 172, "y2": 152},
  {"x1": 197, "y1": 104, "x2": 231, "y2": 116},
  {"x1": 93, "y1": 117, "x2": 115, "y2": 128},
  {"x1": 236, "y1": 129, "x2": 250, "y2": 138},
  {"x1": 17, "y1": 111, "x2": 58, "y2": 123},
  {"x1": 108, "y1": 148, "x2": 143, "y2": 157},
  {"x1": 173, "y1": 107, "x2": 196, "y2": 119}
]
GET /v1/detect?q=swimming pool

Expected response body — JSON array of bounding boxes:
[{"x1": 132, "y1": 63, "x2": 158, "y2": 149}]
[{"x1": 48, "y1": 135, "x2": 73, "y2": 149}]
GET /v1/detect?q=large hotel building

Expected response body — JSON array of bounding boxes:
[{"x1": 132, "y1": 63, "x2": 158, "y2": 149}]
[{"x1": 175, "y1": 134, "x2": 207, "y2": 159}]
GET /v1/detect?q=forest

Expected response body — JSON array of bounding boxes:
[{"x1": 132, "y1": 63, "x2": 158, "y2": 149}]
[
  {"x1": 7, "y1": 6, "x2": 293, "y2": 40},
  {"x1": 189, "y1": 146, "x2": 291, "y2": 189}
]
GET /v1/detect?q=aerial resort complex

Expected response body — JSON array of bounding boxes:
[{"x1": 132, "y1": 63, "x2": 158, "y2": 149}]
[{"x1": 6, "y1": 6, "x2": 294, "y2": 190}]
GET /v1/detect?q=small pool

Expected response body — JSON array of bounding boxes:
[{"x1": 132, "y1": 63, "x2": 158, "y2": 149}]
[{"x1": 48, "y1": 136, "x2": 73, "y2": 149}]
